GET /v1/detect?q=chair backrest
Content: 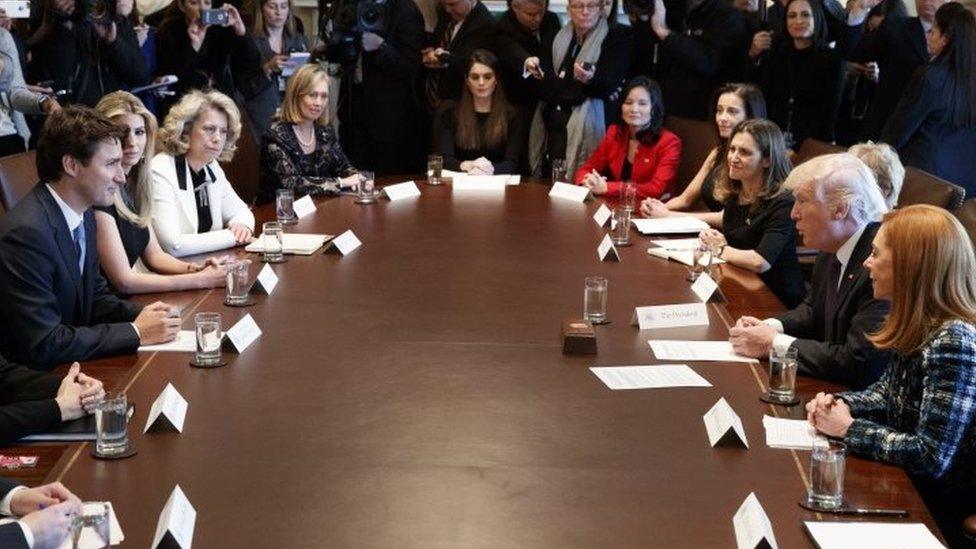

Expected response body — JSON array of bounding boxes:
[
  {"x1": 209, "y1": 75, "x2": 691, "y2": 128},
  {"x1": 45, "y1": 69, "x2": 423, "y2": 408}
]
[
  {"x1": 221, "y1": 109, "x2": 260, "y2": 207},
  {"x1": 898, "y1": 166, "x2": 965, "y2": 211},
  {"x1": 953, "y1": 199, "x2": 976, "y2": 248},
  {"x1": 0, "y1": 150, "x2": 38, "y2": 210},
  {"x1": 792, "y1": 138, "x2": 845, "y2": 167},
  {"x1": 664, "y1": 115, "x2": 717, "y2": 196}
]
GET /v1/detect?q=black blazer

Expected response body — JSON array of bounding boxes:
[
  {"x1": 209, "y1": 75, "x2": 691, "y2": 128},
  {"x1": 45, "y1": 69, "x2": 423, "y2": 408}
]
[
  {"x1": 841, "y1": 16, "x2": 929, "y2": 139},
  {"x1": 0, "y1": 354, "x2": 61, "y2": 445},
  {"x1": 429, "y1": 1, "x2": 496, "y2": 102},
  {"x1": 0, "y1": 477, "x2": 27, "y2": 547},
  {"x1": 881, "y1": 60, "x2": 976, "y2": 195},
  {"x1": 777, "y1": 223, "x2": 889, "y2": 389},
  {"x1": 537, "y1": 23, "x2": 633, "y2": 109},
  {"x1": 491, "y1": 9, "x2": 561, "y2": 110},
  {"x1": 0, "y1": 184, "x2": 143, "y2": 370}
]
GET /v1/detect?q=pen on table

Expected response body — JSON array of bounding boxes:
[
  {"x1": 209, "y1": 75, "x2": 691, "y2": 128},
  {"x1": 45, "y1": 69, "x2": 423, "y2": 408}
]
[{"x1": 835, "y1": 507, "x2": 909, "y2": 517}]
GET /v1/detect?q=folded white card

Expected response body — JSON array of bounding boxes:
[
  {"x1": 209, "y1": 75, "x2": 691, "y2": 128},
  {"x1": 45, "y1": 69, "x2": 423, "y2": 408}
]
[
  {"x1": 632, "y1": 303, "x2": 709, "y2": 330},
  {"x1": 733, "y1": 492, "x2": 778, "y2": 549},
  {"x1": 802, "y1": 521, "x2": 945, "y2": 549},
  {"x1": 245, "y1": 233, "x2": 330, "y2": 255},
  {"x1": 649, "y1": 340, "x2": 758, "y2": 363},
  {"x1": 252, "y1": 263, "x2": 278, "y2": 295},
  {"x1": 590, "y1": 364, "x2": 711, "y2": 390},
  {"x1": 703, "y1": 397, "x2": 748, "y2": 448},
  {"x1": 763, "y1": 416, "x2": 828, "y2": 450},
  {"x1": 139, "y1": 331, "x2": 195, "y2": 353},
  {"x1": 633, "y1": 217, "x2": 710, "y2": 235},
  {"x1": 152, "y1": 485, "x2": 196, "y2": 549},
  {"x1": 292, "y1": 195, "x2": 316, "y2": 218},
  {"x1": 691, "y1": 273, "x2": 719, "y2": 302},
  {"x1": 144, "y1": 383, "x2": 188, "y2": 433},
  {"x1": 57, "y1": 501, "x2": 124, "y2": 549},
  {"x1": 328, "y1": 229, "x2": 362, "y2": 255},
  {"x1": 598, "y1": 234, "x2": 620, "y2": 262},
  {"x1": 381, "y1": 181, "x2": 421, "y2": 200},
  {"x1": 593, "y1": 203, "x2": 612, "y2": 227},
  {"x1": 224, "y1": 313, "x2": 261, "y2": 353},
  {"x1": 549, "y1": 182, "x2": 592, "y2": 202}
]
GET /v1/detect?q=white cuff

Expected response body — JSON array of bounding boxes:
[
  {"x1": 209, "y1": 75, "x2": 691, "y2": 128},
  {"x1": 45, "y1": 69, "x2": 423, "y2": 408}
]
[
  {"x1": 17, "y1": 520, "x2": 34, "y2": 548},
  {"x1": 131, "y1": 322, "x2": 141, "y2": 340},
  {"x1": 0, "y1": 485, "x2": 24, "y2": 516},
  {"x1": 772, "y1": 334, "x2": 797, "y2": 353},
  {"x1": 763, "y1": 318, "x2": 785, "y2": 333}
]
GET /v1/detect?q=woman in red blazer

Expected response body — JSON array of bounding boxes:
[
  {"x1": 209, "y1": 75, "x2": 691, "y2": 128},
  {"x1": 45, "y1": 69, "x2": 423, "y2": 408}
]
[{"x1": 575, "y1": 76, "x2": 682, "y2": 200}]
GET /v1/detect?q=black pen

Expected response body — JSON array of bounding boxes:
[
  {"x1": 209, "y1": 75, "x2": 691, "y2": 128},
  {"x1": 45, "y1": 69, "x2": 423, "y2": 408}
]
[{"x1": 835, "y1": 507, "x2": 909, "y2": 517}]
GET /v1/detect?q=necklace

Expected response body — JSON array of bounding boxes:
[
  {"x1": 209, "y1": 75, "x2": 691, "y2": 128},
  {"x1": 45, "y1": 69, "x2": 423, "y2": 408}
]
[{"x1": 294, "y1": 125, "x2": 315, "y2": 149}]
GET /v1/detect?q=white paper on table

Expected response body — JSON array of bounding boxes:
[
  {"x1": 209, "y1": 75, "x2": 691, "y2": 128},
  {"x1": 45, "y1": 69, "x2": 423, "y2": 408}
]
[
  {"x1": 763, "y1": 416, "x2": 828, "y2": 450},
  {"x1": 451, "y1": 175, "x2": 509, "y2": 190},
  {"x1": 590, "y1": 364, "x2": 711, "y2": 390},
  {"x1": 646, "y1": 247, "x2": 726, "y2": 267},
  {"x1": 632, "y1": 217, "x2": 710, "y2": 235},
  {"x1": 733, "y1": 492, "x2": 778, "y2": 549},
  {"x1": 55, "y1": 501, "x2": 124, "y2": 548},
  {"x1": 648, "y1": 340, "x2": 758, "y2": 363},
  {"x1": 802, "y1": 521, "x2": 945, "y2": 549},
  {"x1": 381, "y1": 181, "x2": 421, "y2": 200},
  {"x1": 139, "y1": 331, "x2": 195, "y2": 353},
  {"x1": 651, "y1": 238, "x2": 702, "y2": 250},
  {"x1": 245, "y1": 233, "x2": 330, "y2": 255},
  {"x1": 549, "y1": 182, "x2": 592, "y2": 202}
]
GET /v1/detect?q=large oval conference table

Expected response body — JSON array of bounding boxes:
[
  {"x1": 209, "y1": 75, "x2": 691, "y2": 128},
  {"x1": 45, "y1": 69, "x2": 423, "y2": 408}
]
[{"x1": 7, "y1": 181, "x2": 941, "y2": 547}]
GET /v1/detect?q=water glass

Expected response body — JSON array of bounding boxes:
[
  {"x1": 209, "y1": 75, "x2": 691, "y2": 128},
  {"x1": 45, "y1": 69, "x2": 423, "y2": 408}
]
[
  {"x1": 275, "y1": 188, "x2": 296, "y2": 225},
  {"x1": 620, "y1": 180, "x2": 637, "y2": 211},
  {"x1": 583, "y1": 276, "x2": 608, "y2": 324},
  {"x1": 551, "y1": 158, "x2": 567, "y2": 184},
  {"x1": 768, "y1": 346, "x2": 798, "y2": 403},
  {"x1": 225, "y1": 259, "x2": 251, "y2": 305},
  {"x1": 687, "y1": 243, "x2": 712, "y2": 281},
  {"x1": 808, "y1": 441, "x2": 846, "y2": 509},
  {"x1": 194, "y1": 312, "x2": 222, "y2": 366},
  {"x1": 94, "y1": 395, "x2": 128, "y2": 456},
  {"x1": 611, "y1": 208, "x2": 631, "y2": 246},
  {"x1": 357, "y1": 171, "x2": 376, "y2": 200},
  {"x1": 428, "y1": 154, "x2": 443, "y2": 186},
  {"x1": 71, "y1": 502, "x2": 111, "y2": 549},
  {"x1": 261, "y1": 221, "x2": 284, "y2": 263}
]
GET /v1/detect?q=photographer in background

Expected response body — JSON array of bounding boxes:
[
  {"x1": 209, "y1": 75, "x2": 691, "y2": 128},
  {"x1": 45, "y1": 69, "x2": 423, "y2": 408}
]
[
  {"x1": 26, "y1": 0, "x2": 149, "y2": 107},
  {"x1": 0, "y1": 15, "x2": 60, "y2": 157},
  {"x1": 422, "y1": 0, "x2": 494, "y2": 112}
]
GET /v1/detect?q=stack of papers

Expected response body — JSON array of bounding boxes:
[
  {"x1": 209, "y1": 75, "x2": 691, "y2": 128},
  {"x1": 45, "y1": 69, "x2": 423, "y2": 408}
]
[
  {"x1": 139, "y1": 331, "x2": 197, "y2": 353},
  {"x1": 632, "y1": 217, "x2": 710, "y2": 235},
  {"x1": 590, "y1": 364, "x2": 711, "y2": 390},
  {"x1": 648, "y1": 340, "x2": 758, "y2": 363},
  {"x1": 647, "y1": 247, "x2": 726, "y2": 267},
  {"x1": 763, "y1": 416, "x2": 827, "y2": 450},
  {"x1": 246, "y1": 233, "x2": 331, "y2": 255},
  {"x1": 651, "y1": 238, "x2": 703, "y2": 250},
  {"x1": 452, "y1": 174, "x2": 520, "y2": 189},
  {"x1": 803, "y1": 522, "x2": 945, "y2": 549}
]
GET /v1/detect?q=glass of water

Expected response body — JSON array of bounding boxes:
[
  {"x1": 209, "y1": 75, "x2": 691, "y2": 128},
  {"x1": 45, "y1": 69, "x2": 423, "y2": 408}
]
[
  {"x1": 194, "y1": 312, "x2": 222, "y2": 366},
  {"x1": 767, "y1": 346, "x2": 798, "y2": 403},
  {"x1": 428, "y1": 154, "x2": 443, "y2": 186},
  {"x1": 620, "y1": 180, "x2": 637, "y2": 212},
  {"x1": 225, "y1": 259, "x2": 251, "y2": 305},
  {"x1": 551, "y1": 158, "x2": 567, "y2": 184},
  {"x1": 72, "y1": 502, "x2": 110, "y2": 549},
  {"x1": 357, "y1": 171, "x2": 376, "y2": 203},
  {"x1": 808, "y1": 441, "x2": 846, "y2": 510},
  {"x1": 688, "y1": 242, "x2": 712, "y2": 281},
  {"x1": 611, "y1": 208, "x2": 631, "y2": 246},
  {"x1": 261, "y1": 221, "x2": 284, "y2": 263},
  {"x1": 94, "y1": 395, "x2": 128, "y2": 457},
  {"x1": 276, "y1": 189, "x2": 296, "y2": 225},
  {"x1": 583, "y1": 276, "x2": 608, "y2": 324}
]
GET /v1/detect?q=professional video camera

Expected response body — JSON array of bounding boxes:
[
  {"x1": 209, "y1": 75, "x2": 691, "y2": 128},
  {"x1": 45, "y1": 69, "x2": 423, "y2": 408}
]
[{"x1": 318, "y1": 0, "x2": 390, "y2": 65}]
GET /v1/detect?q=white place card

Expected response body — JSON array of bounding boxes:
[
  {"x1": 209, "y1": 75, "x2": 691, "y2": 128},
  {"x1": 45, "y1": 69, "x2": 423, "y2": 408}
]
[
  {"x1": 733, "y1": 492, "x2": 778, "y2": 549},
  {"x1": 763, "y1": 416, "x2": 828, "y2": 450},
  {"x1": 56, "y1": 501, "x2": 124, "y2": 549},
  {"x1": 549, "y1": 182, "x2": 593, "y2": 202},
  {"x1": 631, "y1": 303, "x2": 709, "y2": 330},
  {"x1": 139, "y1": 331, "x2": 196, "y2": 353},
  {"x1": 649, "y1": 340, "x2": 758, "y2": 363},
  {"x1": 292, "y1": 195, "x2": 316, "y2": 219},
  {"x1": 144, "y1": 383, "x2": 188, "y2": 433},
  {"x1": 327, "y1": 229, "x2": 362, "y2": 256},
  {"x1": 632, "y1": 217, "x2": 710, "y2": 235},
  {"x1": 590, "y1": 364, "x2": 711, "y2": 390},
  {"x1": 592, "y1": 203, "x2": 612, "y2": 227},
  {"x1": 223, "y1": 313, "x2": 261, "y2": 353},
  {"x1": 251, "y1": 263, "x2": 278, "y2": 295},
  {"x1": 152, "y1": 485, "x2": 196, "y2": 549},
  {"x1": 597, "y1": 234, "x2": 619, "y2": 262},
  {"x1": 452, "y1": 175, "x2": 510, "y2": 190},
  {"x1": 381, "y1": 181, "x2": 421, "y2": 201},
  {"x1": 703, "y1": 397, "x2": 749, "y2": 448},
  {"x1": 802, "y1": 522, "x2": 944, "y2": 549},
  {"x1": 691, "y1": 273, "x2": 719, "y2": 302}
]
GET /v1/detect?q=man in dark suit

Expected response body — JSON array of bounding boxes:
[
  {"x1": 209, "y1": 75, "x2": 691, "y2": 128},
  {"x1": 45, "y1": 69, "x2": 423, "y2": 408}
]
[
  {"x1": 729, "y1": 154, "x2": 891, "y2": 389},
  {"x1": 0, "y1": 477, "x2": 81, "y2": 548},
  {"x1": 0, "y1": 106, "x2": 180, "y2": 370},
  {"x1": 422, "y1": 0, "x2": 496, "y2": 110},
  {"x1": 492, "y1": 0, "x2": 561, "y2": 113},
  {"x1": 840, "y1": 0, "x2": 947, "y2": 140}
]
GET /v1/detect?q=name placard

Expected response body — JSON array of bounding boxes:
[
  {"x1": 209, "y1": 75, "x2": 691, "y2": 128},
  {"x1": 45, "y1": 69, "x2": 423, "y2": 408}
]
[
  {"x1": 251, "y1": 264, "x2": 278, "y2": 295},
  {"x1": 327, "y1": 229, "x2": 362, "y2": 256},
  {"x1": 733, "y1": 492, "x2": 779, "y2": 549},
  {"x1": 292, "y1": 195, "x2": 316, "y2": 219},
  {"x1": 593, "y1": 203, "x2": 612, "y2": 227},
  {"x1": 703, "y1": 397, "x2": 748, "y2": 448},
  {"x1": 597, "y1": 234, "x2": 620, "y2": 262},
  {"x1": 144, "y1": 383, "x2": 188, "y2": 433},
  {"x1": 691, "y1": 273, "x2": 719, "y2": 302},
  {"x1": 223, "y1": 313, "x2": 261, "y2": 353},
  {"x1": 631, "y1": 303, "x2": 709, "y2": 330},
  {"x1": 549, "y1": 182, "x2": 593, "y2": 202},
  {"x1": 381, "y1": 181, "x2": 421, "y2": 201},
  {"x1": 152, "y1": 485, "x2": 196, "y2": 549}
]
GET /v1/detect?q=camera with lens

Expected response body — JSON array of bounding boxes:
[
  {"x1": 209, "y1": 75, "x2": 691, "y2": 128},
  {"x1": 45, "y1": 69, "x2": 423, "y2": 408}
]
[
  {"x1": 318, "y1": 0, "x2": 389, "y2": 65},
  {"x1": 623, "y1": 0, "x2": 654, "y2": 21}
]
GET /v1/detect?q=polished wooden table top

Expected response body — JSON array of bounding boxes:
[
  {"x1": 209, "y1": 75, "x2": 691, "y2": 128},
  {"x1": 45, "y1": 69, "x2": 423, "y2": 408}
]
[{"x1": 14, "y1": 182, "x2": 939, "y2": 547}]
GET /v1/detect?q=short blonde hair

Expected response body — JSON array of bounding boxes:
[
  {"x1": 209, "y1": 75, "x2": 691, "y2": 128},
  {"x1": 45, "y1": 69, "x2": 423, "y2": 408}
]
[
  {"x1": 848, "y1": 142, "x2": 905, "y2": 210},
  {"x1": 95, "y1": 91, "x2": 158, "y2": 227},
  {"x1": 158, "y1": 90, "x2": 241, "y2": 162},
  {"x1": 277, "y1": 64, "x2": 330, "y2": 126},
  {"x1": 783, "y1": 153, "x2": 888, "y2": 225}
]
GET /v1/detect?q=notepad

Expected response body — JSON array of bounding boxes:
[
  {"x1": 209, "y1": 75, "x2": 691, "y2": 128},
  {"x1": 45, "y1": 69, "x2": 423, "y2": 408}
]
[
  {"x1": 139, "y1": 331, "x2": 196, "y2": 353},
  {"x1": 650, "y1": 238, "x2": 702, "y2": 250},
  {"x1": 281, "y1": 51, "x2": 311, "y2": 76},
  {"x1": 647, "y1": 247, "x2": 726, "y2": 267},
  {"x1": 803, "y1": 521, "x2": 945, "y2": 549},
  {"x1": 648, "y1": 340, "x2": 758, "y2": 363},
  {"x1": 763, "y1": 415, "x2": 828, "y2": 450},
  {"x1": 246, "y1": 233, "x2": 331, "y2": 255},
  {"x1": 632, "y1": 217, "x2": 710, "y2": 235},
  {"x1": 590, "y1": 365, "x2": 711, "y2": 390}
]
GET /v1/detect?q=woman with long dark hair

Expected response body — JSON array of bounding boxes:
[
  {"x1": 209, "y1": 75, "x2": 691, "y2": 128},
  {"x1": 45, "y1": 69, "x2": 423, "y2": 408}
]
[{"x1": 882, "y1": 2, "x2": 976, "y2": 194}]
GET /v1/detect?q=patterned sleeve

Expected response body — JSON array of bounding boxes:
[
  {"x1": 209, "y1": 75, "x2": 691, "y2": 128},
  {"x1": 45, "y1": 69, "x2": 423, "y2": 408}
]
[
  {"x1": 264, "y1": 129, "x2": 343, "y2": 198},
  {"x1": 842, "y1": 321, "x2": 976, "y2": 478},
  {"x1": 836, "y1": 367, "x2": 892, "y2": 422}
]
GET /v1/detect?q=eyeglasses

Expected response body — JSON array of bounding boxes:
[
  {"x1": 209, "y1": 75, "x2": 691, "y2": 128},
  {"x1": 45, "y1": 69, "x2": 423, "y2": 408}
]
[{"x1": 569, "y1": 1, "x2": 603, "y2": 12}]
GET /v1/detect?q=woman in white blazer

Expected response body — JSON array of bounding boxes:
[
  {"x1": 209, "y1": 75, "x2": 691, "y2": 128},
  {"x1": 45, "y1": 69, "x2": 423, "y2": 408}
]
[{"x1": 150, "y1": 90, "x2": 255, "y2": 257}]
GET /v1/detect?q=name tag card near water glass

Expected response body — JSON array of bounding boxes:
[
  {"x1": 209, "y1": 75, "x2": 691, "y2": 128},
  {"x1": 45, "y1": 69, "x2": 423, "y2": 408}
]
[
  {"x1": 152, "y1": 485, "x2": 196, "y2": 549},
  {"x1": 549, "y1": 182, "x2": 593, "y2": 203},
  {"x1": 703, "y1": 397, "x2": 749, "y2": 448},
  {"x1": 691, "y1": 272, "x2": 719, "y2": 302},
  {"x1": 251, "y1": 264, "x2": 278, "y2": 295},
  {"x1": 381, "y1": 181, "x2": 421, "y2": 201},
  {"x1": 222, "y1": 314, "x2": 262, "y2": 354},
  {"x1": 292, "y1": 195, "x2": 317, "y2": 219},
  {"x1": 597, "y1": 234, "x2": 620, "y2": 262},
  {"x1": 593, "y1": 203, "x2": 612, "y2": 227},
  {"x1": 325, "y1": 230, "x2": 362, "y2": 256},
  {"x1": 733, "y1": 492, "x2": 779, "y2": 549},
  {"x1": 631, "y1": 304, "x2": 709, "y2": 330},
  {"x1": 144, "y1": 383, "x2": 188, "y2": 434}
]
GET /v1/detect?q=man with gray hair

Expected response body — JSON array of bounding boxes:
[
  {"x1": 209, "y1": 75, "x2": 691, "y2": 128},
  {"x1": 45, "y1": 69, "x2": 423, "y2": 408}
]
[{"x1": 729, "y1": 153, "x2": 891, "y2": 389}]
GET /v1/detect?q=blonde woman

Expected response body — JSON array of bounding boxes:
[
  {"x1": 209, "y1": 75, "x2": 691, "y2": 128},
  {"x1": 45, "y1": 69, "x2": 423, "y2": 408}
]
[
  {"x1": 807, "y1": 205, "x2": 976, "y2": 547},
  {"x1": 94, "y1": 92, "x2": 228, "y2": 294},
  {"x1": 150, "y1": 90, "x2": 255, "y2": 257},
  {"x1": 257, "y1": 64, "x2": 359, "y2": 204},
  {"x1": 848, "y1": 142, "x2": 904, "y2": 210}
]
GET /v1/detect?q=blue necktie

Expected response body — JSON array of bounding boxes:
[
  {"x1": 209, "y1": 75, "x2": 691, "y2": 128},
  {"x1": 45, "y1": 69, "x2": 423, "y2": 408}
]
[{"x1": 72, "y1": 223, "x2": 85, "y2": 275}]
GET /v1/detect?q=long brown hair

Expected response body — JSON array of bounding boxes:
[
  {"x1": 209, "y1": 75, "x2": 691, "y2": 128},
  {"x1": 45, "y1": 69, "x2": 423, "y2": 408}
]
[
  {"x1": 869, "y1": 205, "x2": 976, "y2": 354},
  {"x1": 95, "y1": 91, "x2": 159, "y2": 228},
  {"x1": 713, "y1": 119, "x2": 792, "y2": 206},
  {"x1": 455, "y1": 49, "x2": 512, "y2": 151}
]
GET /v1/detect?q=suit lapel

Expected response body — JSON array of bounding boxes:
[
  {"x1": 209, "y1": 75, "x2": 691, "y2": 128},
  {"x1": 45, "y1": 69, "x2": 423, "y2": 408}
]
[
  {"x1": 35, "y1": 185, "x2": 85, "y2": 315},
  {"x1": 830, "y1": 224, "x2": 879, "y2": 336},
  {"x1": 175, "y1": 158, "x2": 200, "y2": 232},
  {"x1": 80, "y1": 211, "x2": 96, "y2": 321}
]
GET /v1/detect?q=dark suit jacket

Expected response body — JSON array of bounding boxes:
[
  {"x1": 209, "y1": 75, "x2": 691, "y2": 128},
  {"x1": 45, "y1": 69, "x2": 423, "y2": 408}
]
[
  {"x1": 491, "y1": 9, "x2": 561, "y2": 110},
  {"x1": 841, "y1": 16, "x2": 929, "y2": 139},
  {"x1": 0, "y1": 477, "x2": 28, "y2": 547},
  {"x1": 881, "y1": 60, "x2": 976, "y2": 195},
  {"x1": 776, "y1": 223, "x2": 889, "y2": 389},
  {"x1": 0, "y1": 353, "x2": 61, "y2": 445},
  {"x1": 0, "y1": 184, "x2": 143, "y2": 370},
  {"x1": 429, "y1": 1, "x2": 496, "y2": 102}
]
